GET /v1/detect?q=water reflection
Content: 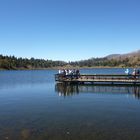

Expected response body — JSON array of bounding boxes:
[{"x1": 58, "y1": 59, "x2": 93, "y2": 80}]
[
  {"x1": 55, "y1": 83, "x2": 140, "y2": 99},
  {"x1": 55, "y1": 83, "x2": 79, "y2": 96},
  {"x1": 0, "y1": 70, "x2": 56, "y2": 90}
]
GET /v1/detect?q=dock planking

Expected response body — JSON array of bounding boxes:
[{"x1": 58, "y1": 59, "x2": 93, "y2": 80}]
[{"x1": 55, "y1": 74, "x2": 140, "y2": 85}]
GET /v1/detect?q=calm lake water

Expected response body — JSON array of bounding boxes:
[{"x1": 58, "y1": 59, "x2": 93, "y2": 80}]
[{"x1": 0, "y1": 68, "x2": 140, "y2": 140}]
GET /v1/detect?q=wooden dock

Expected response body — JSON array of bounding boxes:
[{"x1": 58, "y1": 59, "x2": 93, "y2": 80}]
[{"x1": 55, "y1": 74, "x2": 140, "y2": 85}]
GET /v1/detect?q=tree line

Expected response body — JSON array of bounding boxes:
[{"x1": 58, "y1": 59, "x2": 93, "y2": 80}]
[
  {"x1": 0, "y1": 54, "x2": 140, "y2": 70},
  {"x1": 70, "y1": 56, "x2": 140, "y2": 67},
  {"x1": 0, "y1": 55, "x2": 66, "y2": 70},
  {"x1": 69, "y1": 56, "x2": 140, "y2": 68}
]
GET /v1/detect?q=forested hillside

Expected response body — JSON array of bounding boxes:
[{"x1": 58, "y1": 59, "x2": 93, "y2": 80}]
[
  {"x1": 69, "y1": 56, "x2": 140, "y2": 67},
  {"x1": 0, "y1": 55, "x2": 66, "y2": 70},
  {"x1": 0, "y1": 51, "x2": 140, "y2": 70},
  {"x1": 69, "y1": 50, "x2": 140, "y2": 68}
]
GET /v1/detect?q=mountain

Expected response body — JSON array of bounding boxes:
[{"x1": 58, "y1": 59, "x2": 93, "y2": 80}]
[
  {"x1": 0, "y1": 50, "x2": 140, "y2": 70},
  {"x1": 123, "y1": 50, "x2": 140, "y2": 57},
  {"x1": 69, "y1": 50, "x2": 140, "y2": 68},
  {"x1": 105, "y1": 54, "x2": 121, "y2": 59},
  {"x1": 106, "y1": 50, "x2": 140, "y2": 59}
]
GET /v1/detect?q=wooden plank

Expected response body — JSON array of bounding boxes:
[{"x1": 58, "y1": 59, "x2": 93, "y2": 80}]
[{"x1": 55, "y1": 74, "x2": 140, "y2": 85}]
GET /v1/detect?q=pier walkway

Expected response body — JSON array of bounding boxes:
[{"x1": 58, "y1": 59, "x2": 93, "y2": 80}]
[{"x1": 55, "y1": 74, "x2": 140, "y2": 85}]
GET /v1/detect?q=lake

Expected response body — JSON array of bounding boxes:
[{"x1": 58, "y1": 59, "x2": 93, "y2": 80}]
[{"x1": 0, "y1": 68, "x2": 140, "y2": 140}]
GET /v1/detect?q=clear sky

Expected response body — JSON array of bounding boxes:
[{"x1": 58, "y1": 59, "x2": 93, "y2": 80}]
[{"x1": 0, "y1": 0, "x2": 140, "y2": 61}]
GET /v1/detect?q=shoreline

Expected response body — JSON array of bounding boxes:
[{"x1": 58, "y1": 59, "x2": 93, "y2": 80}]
[{"x1": 0, "y1": 66, "x2": 138, "y2": 71}]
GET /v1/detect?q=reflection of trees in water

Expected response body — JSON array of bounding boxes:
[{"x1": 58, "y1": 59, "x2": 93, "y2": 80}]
[{"x1": 55, "y1": 83, "x2": 140, "y2": 99}]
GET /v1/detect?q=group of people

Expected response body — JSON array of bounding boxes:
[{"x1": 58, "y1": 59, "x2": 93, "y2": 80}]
[
  {"x1": 58, "y1": 69, "x2": 80, "y2": 78},
  {"x1": 125, "y1": 68, "x2": 140, "y2": 75},
  {"x1": 125, "y1": 68, "x2": 140, "y2": 78}
]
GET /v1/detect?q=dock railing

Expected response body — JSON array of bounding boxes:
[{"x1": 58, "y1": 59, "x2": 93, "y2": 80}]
[{"x1": 55, "y1": 73, "x2": 140, "y2": 84}]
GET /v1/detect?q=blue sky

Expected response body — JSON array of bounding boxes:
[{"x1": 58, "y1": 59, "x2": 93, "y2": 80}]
[{"x1": 0, "y1": 0, "x2": 140, "y2": 61}]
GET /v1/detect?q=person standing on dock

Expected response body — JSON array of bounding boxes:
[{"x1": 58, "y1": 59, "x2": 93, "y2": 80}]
[
  {"x1": 125, "y1": 68, "x2": 130, "y2": 75},
  {"x1": 125, "y1": 68, "x2": 130, "y2": 79},
  {"x1": 76, "y1": 69, "x2": 80, "y2": 79},
  {"x1": 132, "y1": 69, "x2": 137, "y2": 79}
]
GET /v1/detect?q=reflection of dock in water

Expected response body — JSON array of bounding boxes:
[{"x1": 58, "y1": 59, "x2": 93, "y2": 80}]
[
  {"x1": 55, "y1": 83, "x2": 140, "y2": 99},
  {"x1": 55, "y1": 83, "x2": 79, "y2": 96}
]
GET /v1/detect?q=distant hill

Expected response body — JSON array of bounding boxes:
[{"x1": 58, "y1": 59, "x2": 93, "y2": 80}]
[
  {"x1": 0, "y1": 50, "x2": 140, "y2": 70},
  {"x1": 106, "y1": 50, "x2": 140, "y2": 59},
  {"x1": 105, "y1": 54, "x2": 121, "y2": 59},
  {"x1": 69, "y1": 50, "x2": 140, "y2": 68},
  {"x1": 122, "y1": 50, "x2": 140, "y2": 57}
]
